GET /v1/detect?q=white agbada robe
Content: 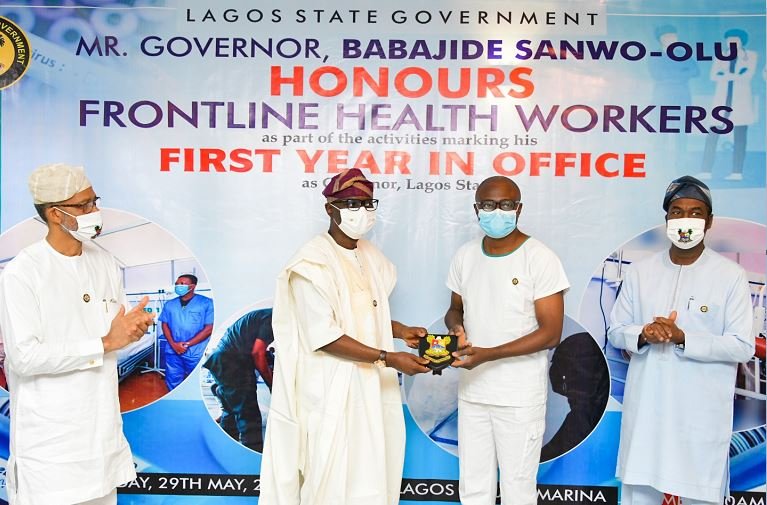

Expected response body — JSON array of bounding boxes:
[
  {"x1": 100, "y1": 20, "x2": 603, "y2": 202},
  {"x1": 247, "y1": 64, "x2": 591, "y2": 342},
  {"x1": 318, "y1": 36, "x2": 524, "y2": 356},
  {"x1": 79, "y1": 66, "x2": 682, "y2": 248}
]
[
  {"x1": 608, "y1": 248, "x2": 754, "y2": 502},
  {"x1": 0, "y1": 239, "x2": 136, "y2": 505},
  {"x1": 260, "y1": 233, "x2": 405, "y2": 505}
]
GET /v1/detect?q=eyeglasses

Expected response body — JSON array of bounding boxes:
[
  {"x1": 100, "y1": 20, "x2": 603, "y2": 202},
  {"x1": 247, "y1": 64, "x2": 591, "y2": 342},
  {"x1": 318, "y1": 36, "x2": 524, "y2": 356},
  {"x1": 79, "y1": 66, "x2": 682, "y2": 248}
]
[
  {"x1": 55, "y1": 196, "x2": 101, "y2": 213},
  {"x1": 474, "y1": 199, "x2": 520, "y2": 212},
  {"x1": 330, "y1": 199, "x2": 378, "y2": 211}
]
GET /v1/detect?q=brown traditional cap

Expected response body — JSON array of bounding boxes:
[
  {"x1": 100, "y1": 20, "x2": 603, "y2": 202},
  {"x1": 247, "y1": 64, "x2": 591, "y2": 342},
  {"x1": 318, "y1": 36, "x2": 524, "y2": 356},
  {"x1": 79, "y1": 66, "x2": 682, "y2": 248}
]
[{"x1": 322, "y1": 168, "x2": 373, "y2": 200}]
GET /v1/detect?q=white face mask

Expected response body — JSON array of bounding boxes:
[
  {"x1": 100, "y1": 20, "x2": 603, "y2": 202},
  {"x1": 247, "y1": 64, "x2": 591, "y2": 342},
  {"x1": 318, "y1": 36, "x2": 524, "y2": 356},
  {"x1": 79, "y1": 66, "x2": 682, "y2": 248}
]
[
  {"x1": 666, "y1": 218, "x2": 705, "y2": 249},
  {"x1": 335, "y1": 208, "x2": 376, "y2": 240},
  {"x1": 55, "y1": 208, "x2": 103, "y2": 241}
]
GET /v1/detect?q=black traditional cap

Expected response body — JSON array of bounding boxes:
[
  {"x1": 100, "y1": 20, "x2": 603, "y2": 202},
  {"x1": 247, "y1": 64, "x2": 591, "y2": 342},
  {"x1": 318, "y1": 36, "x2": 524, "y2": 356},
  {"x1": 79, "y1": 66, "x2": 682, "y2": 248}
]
[{"x1": 663, "y1": 175, "x2": 712, "y2": 212}]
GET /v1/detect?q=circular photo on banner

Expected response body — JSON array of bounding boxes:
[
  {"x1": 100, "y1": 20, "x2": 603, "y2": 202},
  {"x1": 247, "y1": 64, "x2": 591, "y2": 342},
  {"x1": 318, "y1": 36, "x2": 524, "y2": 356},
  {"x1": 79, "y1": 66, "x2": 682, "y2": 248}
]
[
  {"x1": 0, "y1": 209, "x2": 214, "y2": 412},
  {"x1": 403, "y1": 315, "x2": 610, "y2": 462},
  {"x1": 578, "y1": 218, "x2": 766, "y2": 490},
  {"x1": 199, "y1": 302, "x2": 274, "y2": 454}
]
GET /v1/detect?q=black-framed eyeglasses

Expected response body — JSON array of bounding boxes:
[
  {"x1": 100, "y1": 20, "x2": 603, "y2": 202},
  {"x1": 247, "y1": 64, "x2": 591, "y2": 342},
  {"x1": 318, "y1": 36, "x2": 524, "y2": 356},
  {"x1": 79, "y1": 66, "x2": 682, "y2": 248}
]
[
  {"x1": 330, "y1": 198, "x2": 378, "y2": 211},
  {"x1": 54, "y1": 196, "x2": 101, "y2": 213},
  {"x1": 474, "y1": 199, "x2": 520, "y2": 212}
]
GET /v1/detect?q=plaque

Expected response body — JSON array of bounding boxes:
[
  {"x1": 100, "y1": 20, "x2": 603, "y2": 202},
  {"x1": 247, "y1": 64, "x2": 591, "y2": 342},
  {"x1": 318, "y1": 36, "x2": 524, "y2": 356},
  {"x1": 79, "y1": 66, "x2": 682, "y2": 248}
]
[{"x1": 418, "y1": 334, "x2": 457, "y2": 375}]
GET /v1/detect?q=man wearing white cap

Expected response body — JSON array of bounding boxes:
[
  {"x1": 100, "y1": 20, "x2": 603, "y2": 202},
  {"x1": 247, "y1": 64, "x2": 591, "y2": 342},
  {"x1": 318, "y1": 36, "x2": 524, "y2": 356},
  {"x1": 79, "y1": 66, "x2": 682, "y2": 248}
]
[{"x1": 0, "y1": 163, "x2": 154, "y2": 505}]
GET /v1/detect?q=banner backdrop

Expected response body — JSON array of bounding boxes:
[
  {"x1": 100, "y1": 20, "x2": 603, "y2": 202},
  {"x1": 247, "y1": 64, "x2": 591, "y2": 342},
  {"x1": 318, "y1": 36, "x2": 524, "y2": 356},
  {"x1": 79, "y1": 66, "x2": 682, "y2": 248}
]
[{"x1": 0, "y1": 0, "x2": 764, "y2": 503}]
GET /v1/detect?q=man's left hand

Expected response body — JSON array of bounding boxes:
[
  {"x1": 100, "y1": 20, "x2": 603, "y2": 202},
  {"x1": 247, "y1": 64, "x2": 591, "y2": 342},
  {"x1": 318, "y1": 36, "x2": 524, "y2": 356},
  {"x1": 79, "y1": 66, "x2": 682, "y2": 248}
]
[
  {"x1": 448, "y1": 325, "x2": 468, "y2": 350},
  {"x1": 653, "y1": 311, "x2": 685, "y2": 345},
  {"x1": 451, "y1": 344, "x2": 490, "y2": 370},
  {"x1": 399, "y1": 325, "x2": 427, "y2": 349}
]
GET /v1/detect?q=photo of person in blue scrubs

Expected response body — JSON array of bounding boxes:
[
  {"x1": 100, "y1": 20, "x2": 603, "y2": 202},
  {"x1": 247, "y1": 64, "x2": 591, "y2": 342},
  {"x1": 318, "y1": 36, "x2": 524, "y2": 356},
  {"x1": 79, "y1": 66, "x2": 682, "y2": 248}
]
[{"x1": 159, "y1": 274, "x2": 214, "y2": 391}]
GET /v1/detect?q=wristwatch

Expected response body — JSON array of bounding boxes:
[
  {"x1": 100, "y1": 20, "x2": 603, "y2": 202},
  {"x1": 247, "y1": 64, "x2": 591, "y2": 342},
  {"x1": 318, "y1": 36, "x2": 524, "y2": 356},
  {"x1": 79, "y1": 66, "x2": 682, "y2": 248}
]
[{"x1": 373, "y1": 350, "x2": 387, "y2": 368}]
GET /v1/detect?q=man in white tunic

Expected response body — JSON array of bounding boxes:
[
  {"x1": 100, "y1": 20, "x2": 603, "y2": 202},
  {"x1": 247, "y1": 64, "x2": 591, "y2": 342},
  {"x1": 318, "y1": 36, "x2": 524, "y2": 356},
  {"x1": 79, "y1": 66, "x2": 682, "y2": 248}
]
[
  {"x1": 260, "y1": 168, "x2": 430, "y2": 505},
  {"x1": 608, "y1": 175, "x2": 754, "y2": 505},
  {"x1": 445, "y1": 176, "x2": 569, "y2": 505},
  {"x1": 0, "y1": 164, "x2": 154, "y2": 505}
]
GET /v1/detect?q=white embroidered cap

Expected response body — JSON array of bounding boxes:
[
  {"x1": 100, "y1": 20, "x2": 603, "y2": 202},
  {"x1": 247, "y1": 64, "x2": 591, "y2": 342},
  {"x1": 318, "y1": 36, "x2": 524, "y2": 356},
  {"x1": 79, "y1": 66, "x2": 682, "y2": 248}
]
[{"x1": 28, "y1": 163, "x2": 92, "y2": 204}]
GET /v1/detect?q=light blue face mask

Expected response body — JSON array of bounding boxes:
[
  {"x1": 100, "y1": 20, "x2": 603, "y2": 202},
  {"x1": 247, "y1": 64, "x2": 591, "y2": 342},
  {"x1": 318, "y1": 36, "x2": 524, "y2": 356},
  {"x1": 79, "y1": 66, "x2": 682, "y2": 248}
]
[
  {"x1": 175, "y1": 284, "x2": 191, "y2": 296},
  {"x1": 478, "y1": 209, "x2": 517, "y2": 239}
]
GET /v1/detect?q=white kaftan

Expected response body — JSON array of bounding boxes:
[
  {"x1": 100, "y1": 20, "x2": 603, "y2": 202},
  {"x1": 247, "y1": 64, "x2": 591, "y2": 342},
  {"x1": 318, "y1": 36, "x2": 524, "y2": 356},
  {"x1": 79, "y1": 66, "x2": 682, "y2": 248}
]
[
  {"x1": 260, "y1": 234, "x2": 405, "y2": 505},
  {"x1": 0, "y1": 239, "x2": 136, "y2": 505},
  {"x1": 608, "y1": 248, "x2": 754, "y2": 502}
]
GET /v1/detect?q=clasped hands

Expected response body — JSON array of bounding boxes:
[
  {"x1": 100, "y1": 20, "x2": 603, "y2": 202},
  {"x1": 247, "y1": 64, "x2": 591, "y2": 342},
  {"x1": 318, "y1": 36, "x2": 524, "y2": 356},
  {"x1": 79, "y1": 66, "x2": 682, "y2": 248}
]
[{"x1": 641, "y1": 310, "x2": 685, "y2": 345}]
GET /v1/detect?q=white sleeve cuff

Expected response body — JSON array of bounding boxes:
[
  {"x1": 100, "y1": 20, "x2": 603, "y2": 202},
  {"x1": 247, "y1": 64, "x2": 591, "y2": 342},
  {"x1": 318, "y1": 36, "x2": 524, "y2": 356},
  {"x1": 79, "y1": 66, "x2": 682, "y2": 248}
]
[{"x1": 74, "y1": 338, "x2": 105, "y2": 369}]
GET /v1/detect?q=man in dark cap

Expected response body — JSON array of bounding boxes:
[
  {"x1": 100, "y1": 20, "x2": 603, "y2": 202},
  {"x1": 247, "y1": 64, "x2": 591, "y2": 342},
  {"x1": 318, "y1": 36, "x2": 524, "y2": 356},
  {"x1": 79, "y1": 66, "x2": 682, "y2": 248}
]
[
  {"x1": 260, "y1": 168, "x2": 430, "y2": 505},
  {"x1": 608, "y1": 175, "x2": 754, "y2": 505},
  {"x1": 0, "y1": 164, "x2": 154, "y2": 505}
]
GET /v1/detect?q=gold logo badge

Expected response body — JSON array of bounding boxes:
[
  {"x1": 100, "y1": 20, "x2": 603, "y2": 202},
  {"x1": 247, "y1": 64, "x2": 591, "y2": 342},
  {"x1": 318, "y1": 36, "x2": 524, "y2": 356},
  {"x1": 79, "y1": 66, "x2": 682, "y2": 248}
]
[
  {"x1": 424, "y1": 334, "x2": 451, "y2": 360},
  {"x1": 0, "y1": 17, "x2": 31, "y2": 91},
  {"x1": 83, "y1": 294, "x2": 91, "y2": 303},
  {"x1": 512, "y1": 278, "x2": 519, "y2": 285},
  {"x1": 700, "y1": 305, "x2": 708, "y2": 313},
  {"x1": 418, "y1": 334, "x2": 458, "y2": 374}
]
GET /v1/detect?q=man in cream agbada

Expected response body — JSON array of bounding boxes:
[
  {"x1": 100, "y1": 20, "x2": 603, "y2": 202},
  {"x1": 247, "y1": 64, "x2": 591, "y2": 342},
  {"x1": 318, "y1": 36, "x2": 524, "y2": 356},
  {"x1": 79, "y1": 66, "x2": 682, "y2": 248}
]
[{"x1": 260, "y1": 168, "x2": 430, "y2": 505}]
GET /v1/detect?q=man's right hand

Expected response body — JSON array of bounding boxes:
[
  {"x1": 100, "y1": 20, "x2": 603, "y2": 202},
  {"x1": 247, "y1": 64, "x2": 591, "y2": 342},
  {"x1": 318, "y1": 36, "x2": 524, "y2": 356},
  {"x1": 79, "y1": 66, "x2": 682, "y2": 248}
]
[
  {"x1": 102, "y1": 296, "x2": 154, "y2": 353},
  {"x1": 386, "y1": 351, "x2": 430, "y2": 376}
]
